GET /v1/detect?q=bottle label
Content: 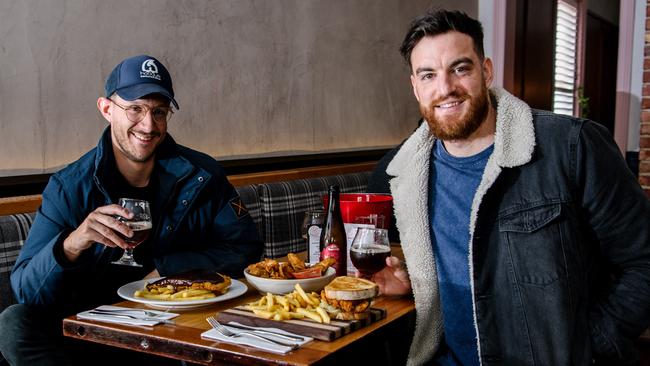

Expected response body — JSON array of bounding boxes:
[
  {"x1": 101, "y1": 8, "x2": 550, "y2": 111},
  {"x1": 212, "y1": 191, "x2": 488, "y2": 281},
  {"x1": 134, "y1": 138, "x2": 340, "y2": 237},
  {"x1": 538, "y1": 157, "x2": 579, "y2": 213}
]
[
  {"x1": 321, "y1": 244, "x2": 340, "y2": 263},
  {"x1": 308, "y1": 226, "x2": 322, "y2": 264}
]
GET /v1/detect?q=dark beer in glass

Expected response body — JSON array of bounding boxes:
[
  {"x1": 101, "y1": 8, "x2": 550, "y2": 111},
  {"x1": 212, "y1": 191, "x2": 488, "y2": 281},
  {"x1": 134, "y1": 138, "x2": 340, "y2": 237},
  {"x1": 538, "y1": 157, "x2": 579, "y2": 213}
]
[
  {"x1": 119, "y1": 221, "x2": 152, "y2": 246},
  {"x1": 112, "y1": 198, "x2": 152, "y2": 267},
  {"x1": 350, "y1": 227, "x2": 390, "y2": 278},
  {"x1": 350, "y1": 244, "x2": 391, "y2": 277}
]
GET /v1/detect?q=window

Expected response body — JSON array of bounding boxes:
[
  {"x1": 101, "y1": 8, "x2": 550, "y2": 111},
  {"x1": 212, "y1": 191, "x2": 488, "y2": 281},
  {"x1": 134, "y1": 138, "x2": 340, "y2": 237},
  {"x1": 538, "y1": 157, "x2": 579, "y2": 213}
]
[{"x1": 552, "y1": 0, "x2": 579, "y2": 116}]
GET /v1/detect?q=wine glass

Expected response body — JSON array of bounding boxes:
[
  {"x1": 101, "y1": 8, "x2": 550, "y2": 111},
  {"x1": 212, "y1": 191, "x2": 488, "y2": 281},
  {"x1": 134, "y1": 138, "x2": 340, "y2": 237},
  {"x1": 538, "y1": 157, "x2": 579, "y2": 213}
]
[
  {"x1": 111, "y1": 198, "x2": 152, "y2": 267},
  {"x1": 350, "y1": 227, "x2": 391, "y2": 278}
]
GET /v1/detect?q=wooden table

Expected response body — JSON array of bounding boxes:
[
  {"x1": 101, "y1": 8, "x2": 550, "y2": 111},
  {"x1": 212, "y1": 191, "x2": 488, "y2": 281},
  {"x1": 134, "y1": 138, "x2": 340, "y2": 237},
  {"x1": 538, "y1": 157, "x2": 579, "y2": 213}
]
[{"x1": 62, "y1": 285, "x2": 414, "y2": 365}]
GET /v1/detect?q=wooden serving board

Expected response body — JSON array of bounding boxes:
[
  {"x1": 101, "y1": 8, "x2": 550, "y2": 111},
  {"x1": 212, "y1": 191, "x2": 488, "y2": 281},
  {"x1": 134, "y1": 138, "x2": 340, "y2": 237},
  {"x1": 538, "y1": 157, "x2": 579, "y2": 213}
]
[{"x1": 216, "y1": 306, "x2": 386, "y2": 341}]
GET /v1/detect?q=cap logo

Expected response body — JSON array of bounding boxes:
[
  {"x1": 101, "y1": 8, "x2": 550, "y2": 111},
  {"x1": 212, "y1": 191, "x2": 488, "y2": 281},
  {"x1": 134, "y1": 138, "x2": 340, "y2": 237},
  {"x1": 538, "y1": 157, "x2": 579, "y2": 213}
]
[{"x1": 140, "y1": 59, "x2": 161, "y2": 80}]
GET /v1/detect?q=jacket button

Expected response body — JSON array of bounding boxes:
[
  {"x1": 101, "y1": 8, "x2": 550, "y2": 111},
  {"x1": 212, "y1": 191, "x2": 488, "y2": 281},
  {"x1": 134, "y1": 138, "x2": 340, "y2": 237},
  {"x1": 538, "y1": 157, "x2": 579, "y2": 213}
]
[
  {"x1": 182, "y1": 199, "x2": 188, "y2": 206},
  {"x1": 197, "y1": 176, "x2": 204, "y2": 182},
  {"x1": 166, "y1": 225, "x2": 173, "y2": 231}
]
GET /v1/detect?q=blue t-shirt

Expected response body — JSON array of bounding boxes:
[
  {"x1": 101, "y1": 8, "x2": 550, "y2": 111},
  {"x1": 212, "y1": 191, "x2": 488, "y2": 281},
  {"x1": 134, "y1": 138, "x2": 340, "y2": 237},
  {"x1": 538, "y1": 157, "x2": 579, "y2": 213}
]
[{"x1": 429, "y1": 140, "x2": 493, "y2": 366}]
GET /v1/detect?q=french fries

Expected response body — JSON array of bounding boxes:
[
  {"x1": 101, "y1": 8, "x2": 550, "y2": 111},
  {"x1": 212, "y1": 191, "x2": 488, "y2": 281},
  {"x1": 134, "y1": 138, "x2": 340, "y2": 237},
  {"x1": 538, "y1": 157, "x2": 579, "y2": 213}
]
[
  {"x1": 245, "y1": 284, "x2": 339, "y2": 323},
  {"x1": 134, "y1": 285, "x2": 217, "y2": 301},
  {"x1": 294, "y1": 282, "x2": 318, "y2": 306},
  {"x1": 296, "y1": 308, "x2": 322, "y2": 322},
  {"x1": 315, "y1": 306, "x2": 330, "y2": 323}
]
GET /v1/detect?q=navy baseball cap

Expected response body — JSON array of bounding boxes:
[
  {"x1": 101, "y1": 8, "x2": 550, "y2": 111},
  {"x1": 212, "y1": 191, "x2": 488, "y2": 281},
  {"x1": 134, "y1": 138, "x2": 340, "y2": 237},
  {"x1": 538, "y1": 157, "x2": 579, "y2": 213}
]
[{"x1": 104, "y1": 55, "x2": 179, "y2": 109}]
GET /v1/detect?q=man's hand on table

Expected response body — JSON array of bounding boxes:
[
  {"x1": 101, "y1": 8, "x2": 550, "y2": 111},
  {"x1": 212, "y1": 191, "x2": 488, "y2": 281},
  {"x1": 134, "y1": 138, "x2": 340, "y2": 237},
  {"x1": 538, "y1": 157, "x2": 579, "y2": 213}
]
[{"x1": 371, "y1": 256, "x2": 412, "y2": 296}]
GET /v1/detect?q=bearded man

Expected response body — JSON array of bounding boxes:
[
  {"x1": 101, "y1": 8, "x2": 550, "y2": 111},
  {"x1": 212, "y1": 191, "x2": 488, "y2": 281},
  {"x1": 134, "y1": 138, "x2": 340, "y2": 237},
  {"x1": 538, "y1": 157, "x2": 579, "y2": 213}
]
[{"x1": 372, "y1": 10, "x2": 650, "y2": 366}]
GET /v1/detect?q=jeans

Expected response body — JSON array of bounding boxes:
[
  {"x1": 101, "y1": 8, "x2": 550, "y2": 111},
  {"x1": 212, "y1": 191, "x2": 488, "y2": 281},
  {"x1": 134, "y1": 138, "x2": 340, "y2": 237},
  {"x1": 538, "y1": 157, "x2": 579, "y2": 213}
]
[{"x1": 0, "y1": 304, "x2": 183, "y2": 366}]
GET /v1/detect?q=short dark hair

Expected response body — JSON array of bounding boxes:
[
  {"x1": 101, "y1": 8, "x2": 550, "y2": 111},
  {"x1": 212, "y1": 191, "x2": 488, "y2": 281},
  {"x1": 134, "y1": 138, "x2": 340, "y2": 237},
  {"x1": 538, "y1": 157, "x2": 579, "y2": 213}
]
[{"x1": 399, "y1": 10, "x2": 485, "y2": 68}]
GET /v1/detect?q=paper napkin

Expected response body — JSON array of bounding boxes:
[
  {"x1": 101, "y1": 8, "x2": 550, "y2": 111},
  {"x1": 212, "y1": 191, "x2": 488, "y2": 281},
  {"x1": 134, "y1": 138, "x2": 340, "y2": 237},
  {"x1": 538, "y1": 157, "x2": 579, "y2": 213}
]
[
  {"x1": 201, "y1": 322, "x2": 312, "y2": 354},
  {"x1": 77, "y1": 305, "x2": 179, "y2": 326}
]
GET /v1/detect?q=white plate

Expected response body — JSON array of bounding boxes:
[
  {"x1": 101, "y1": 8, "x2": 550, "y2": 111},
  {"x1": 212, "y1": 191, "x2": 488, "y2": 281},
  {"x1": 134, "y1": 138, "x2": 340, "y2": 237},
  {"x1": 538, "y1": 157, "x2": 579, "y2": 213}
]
[
  {"x1": 244, "y1": 266, "x2": 336, "y2": 294},
  {"x1": 117, "y1": 277, "x2": 247, "y2": 310}
]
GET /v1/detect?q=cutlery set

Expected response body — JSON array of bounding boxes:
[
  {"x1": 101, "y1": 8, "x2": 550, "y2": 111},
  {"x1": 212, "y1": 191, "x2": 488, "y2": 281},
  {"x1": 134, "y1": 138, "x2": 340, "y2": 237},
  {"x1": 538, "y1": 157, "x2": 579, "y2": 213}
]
[
  {"x1": 84, "y1": 307, "x2": 307, "y2": 349},
  {"x1": 206, "y1": 316, "x2": 304, "y2": 349},
  {"x1": 85, "y1": 308, "x2": 176, "y2": 325},
  {"x1": 223, "y1": 322, "x2": 304, "y2": 341}
]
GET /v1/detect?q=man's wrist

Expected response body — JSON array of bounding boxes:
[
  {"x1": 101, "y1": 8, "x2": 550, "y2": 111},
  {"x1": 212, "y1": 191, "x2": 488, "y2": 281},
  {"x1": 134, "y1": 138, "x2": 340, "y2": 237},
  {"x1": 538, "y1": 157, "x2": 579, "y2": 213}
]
[{"x1": 62, "y1": 236, "x2": 84, "y2": 262}]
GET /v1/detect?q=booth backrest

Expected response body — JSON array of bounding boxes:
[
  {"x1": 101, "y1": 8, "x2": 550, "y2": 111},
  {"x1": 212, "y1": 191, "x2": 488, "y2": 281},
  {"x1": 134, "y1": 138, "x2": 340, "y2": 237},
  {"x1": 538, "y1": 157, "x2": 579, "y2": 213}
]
[
  {"x1": 257, "y1": 172, "x2": 370, "y2": 257},
  {"x1": 0, "y1": 170, "x2": 371, "y2": 312},
  {"x1": 0, "y1": 213, "x2": 35, "y2": 311},
  {"x1": 232, "y1": 171, "x2": 370, "y2": 258}
]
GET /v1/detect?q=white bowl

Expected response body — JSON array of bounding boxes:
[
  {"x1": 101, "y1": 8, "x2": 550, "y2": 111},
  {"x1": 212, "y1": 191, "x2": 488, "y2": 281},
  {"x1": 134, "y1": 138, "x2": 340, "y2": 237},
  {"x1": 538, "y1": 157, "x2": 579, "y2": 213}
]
[{"x1": 244, "y1": 267, "x2": 336, "y2": 295}]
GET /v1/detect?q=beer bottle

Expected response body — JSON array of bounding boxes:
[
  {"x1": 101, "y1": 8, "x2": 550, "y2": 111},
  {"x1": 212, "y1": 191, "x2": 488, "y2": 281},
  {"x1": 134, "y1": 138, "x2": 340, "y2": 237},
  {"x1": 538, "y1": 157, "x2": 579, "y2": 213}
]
[{"x1": 320, "y1": 185, "x2": 347, "y2": 275}]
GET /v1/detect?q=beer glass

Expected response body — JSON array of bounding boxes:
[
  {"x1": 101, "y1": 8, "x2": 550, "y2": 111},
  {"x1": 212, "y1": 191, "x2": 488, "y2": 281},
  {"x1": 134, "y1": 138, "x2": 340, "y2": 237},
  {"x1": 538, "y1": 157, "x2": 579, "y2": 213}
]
[
  {"x1": 111, "y1": 198, "x2": 152, "y2": 267},
  {"x1": 350, "y1": 227, "x2": 391, "y2": 278}
]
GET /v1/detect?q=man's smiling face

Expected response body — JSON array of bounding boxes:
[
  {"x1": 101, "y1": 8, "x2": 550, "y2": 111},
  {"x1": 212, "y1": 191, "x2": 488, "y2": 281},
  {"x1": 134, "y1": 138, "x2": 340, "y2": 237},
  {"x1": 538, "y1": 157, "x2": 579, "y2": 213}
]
[
  {"x1": 108, "y1": 94, "x2": 168, "y2": 163},
  {"x1": 409, "y1": 31, "x2": 492, "y2": 141}
]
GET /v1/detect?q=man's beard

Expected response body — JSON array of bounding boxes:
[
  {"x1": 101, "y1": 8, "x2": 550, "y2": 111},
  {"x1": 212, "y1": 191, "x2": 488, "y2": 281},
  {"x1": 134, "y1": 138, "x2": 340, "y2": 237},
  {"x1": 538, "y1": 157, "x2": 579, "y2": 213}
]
[{"x1": 420, "y1": 85, "x2": 490, "y2": 141}]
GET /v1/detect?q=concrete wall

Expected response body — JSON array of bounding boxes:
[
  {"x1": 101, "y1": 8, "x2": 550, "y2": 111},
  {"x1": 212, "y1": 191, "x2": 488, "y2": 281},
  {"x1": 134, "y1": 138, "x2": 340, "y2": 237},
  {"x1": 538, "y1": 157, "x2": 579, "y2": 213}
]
[{"x1": 0, "y1": 0, "x2": 476, "y2": 176}]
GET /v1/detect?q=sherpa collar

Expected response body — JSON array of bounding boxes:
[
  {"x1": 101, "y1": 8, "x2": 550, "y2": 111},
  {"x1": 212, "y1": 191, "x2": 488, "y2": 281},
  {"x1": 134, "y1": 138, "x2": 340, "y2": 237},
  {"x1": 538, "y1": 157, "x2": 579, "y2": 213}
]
[{"x1": 387, "y1": 87, "x2": 535, "y2": 177}]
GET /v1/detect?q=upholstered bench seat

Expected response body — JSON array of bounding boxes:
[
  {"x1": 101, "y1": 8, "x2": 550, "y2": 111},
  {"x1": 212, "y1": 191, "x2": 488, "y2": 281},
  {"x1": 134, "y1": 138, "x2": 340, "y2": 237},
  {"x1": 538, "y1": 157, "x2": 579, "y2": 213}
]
[{"x1": 0, "y1": 213, "x2": 35, "y2": 311}]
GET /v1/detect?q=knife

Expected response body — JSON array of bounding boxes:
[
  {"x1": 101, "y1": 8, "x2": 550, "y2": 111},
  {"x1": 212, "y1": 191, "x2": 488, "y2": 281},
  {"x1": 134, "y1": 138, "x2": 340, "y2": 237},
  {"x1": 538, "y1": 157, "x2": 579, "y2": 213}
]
[
  {"x1": 225, "y1": 322, "x2": 305, "y2": 341},
  {"x1": 87, "y1": 310, "x2": 175, "y2": 325}
]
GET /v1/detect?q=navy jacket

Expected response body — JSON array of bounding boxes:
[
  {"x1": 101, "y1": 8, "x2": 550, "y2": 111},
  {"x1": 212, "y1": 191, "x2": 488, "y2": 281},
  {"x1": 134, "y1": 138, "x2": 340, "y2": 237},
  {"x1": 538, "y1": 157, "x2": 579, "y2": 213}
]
[
  {"x1": 388, "y1": 88, "x2": 650, "y2": 365},
  {"x1": 11, "y1": 128, "x2": 263, "y2": 314}
]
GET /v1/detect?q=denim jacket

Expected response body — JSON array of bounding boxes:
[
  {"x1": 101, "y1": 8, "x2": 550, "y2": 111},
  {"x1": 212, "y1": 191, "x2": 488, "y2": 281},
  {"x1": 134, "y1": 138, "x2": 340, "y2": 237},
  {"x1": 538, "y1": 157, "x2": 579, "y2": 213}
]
[
  {"x1": 387, "y1": 88, "x2": 650, "y2": 365},
  {"x1": 11, "y1": 128, "x2": 263, "y2": 314}
]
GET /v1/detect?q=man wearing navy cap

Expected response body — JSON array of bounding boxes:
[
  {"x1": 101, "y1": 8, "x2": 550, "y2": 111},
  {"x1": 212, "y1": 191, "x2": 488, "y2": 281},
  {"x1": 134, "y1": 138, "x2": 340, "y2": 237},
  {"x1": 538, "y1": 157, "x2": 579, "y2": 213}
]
[{"x1": 0, "y1": 55, "x2": 263, "y2": 365}]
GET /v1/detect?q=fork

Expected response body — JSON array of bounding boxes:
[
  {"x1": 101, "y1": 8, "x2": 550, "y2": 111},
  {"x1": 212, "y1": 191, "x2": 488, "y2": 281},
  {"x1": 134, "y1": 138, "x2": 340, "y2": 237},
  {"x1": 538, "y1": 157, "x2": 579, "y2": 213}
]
[
  {"x1": 224, "y1": 322, "x2": 305, "y2": 341},
  {"x1": 206, "y1": 317, "x2": 299, "y2": 349}
]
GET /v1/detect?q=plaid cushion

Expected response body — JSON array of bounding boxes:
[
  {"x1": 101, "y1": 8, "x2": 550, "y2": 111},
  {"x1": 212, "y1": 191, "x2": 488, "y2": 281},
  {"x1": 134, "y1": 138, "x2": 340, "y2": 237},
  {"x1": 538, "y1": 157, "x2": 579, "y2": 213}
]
[
  {"x1": 235, "y1": 184, "x2": 263, "y2": 241},
  {"x1": 258, "y1": 172, "x2": 371, "y2": 258},
  {"x1": 0, "y1": 213, "x2": 35, "y2": 311}
]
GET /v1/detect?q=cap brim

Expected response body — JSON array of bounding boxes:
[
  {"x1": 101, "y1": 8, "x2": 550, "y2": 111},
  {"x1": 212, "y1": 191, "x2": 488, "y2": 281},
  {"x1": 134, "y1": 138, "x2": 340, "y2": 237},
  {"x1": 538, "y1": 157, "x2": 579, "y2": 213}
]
[{"x1": 116, "y1": 83, "x2": 179, "y2": 109}]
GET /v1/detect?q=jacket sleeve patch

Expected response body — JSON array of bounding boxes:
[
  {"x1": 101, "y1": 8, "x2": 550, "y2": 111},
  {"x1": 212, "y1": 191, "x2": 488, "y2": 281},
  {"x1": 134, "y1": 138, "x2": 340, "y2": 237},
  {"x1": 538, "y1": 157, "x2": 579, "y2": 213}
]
[{"x1": 229, "y1": 197, "x2": 249, "y2": 219}]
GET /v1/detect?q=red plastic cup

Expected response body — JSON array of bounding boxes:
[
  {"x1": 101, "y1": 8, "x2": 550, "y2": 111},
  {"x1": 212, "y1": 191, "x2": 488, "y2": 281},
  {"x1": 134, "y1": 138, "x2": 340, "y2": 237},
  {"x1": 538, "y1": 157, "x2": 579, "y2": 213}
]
[{"x1": 323, "y1": 193, "x2": 393, "y2": 230}]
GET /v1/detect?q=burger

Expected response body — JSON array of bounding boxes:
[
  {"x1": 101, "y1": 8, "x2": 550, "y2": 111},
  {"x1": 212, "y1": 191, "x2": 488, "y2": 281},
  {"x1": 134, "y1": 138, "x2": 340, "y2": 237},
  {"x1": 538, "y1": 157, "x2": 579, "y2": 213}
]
[{"x1": 320, "y1": 276, "x2": 378, "y2": 320}]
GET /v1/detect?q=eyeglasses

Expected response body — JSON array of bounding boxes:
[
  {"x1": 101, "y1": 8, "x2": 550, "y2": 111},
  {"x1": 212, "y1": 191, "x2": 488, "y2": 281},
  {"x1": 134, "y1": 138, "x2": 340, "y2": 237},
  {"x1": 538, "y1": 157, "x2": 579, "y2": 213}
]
[{"x1": 108, "y1": 98, "x2": 174, "y2": 124}]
